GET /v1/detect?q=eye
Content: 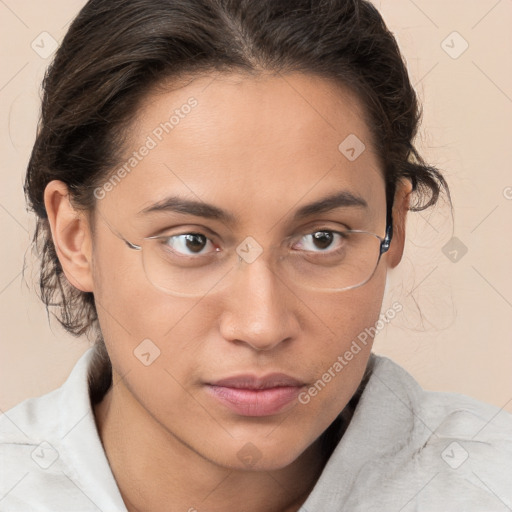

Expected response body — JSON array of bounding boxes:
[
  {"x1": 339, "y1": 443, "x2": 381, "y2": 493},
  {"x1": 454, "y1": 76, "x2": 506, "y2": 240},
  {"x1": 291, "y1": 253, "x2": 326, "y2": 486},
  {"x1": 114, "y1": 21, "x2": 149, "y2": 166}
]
[
  {"x1": 162, "y1": 232, "x2": 218, "y2": 257},
  {"x1": 294, "y1": 230, "x2": 347, "y2": 253}
]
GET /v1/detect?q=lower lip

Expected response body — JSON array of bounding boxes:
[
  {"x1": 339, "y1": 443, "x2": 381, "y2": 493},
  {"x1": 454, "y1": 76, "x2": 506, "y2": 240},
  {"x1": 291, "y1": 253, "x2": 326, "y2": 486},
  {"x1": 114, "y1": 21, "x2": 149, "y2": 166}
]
[{"x1": 205, "y1": 385, "x2": 302, "y2": 416}]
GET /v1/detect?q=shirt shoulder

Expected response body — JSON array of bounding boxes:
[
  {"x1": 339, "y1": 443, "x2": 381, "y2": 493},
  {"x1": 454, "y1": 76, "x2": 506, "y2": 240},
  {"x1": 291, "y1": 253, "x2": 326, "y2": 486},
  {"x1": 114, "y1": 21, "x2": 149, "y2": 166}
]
[
  {"x1": 374, "y1": 353, "x2": 512, "y2": 438},
  {"x1": 303, "y1": 353, "x2": 512, "y2": 512},
  {"x1": 0, "y1": 347, "x2": 127, "y2": 512},
  {"x1": 361, "y1": 355, "x2": 512, "y2": 510}
]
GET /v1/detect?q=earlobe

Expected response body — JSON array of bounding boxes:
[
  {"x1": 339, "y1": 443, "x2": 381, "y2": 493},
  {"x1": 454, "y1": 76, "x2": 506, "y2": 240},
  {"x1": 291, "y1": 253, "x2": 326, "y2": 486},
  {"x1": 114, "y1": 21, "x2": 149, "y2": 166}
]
[
  {"x1": 44, "y1": 180, "x2": 94, "y2": 292},
  {"x1": 387, "y1": 179, "x2": 413, "y2": 269}
]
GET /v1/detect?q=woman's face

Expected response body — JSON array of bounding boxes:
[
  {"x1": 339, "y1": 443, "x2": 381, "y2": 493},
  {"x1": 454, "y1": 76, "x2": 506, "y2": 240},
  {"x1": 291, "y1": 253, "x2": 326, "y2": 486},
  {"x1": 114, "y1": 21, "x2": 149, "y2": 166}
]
[{"x1": 78, "y1": 72, "x2": 406, "y2": 470}]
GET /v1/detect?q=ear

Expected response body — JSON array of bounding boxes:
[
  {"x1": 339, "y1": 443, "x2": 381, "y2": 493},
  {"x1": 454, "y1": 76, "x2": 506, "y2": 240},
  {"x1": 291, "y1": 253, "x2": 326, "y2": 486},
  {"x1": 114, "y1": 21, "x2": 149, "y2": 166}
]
[
  {"x1": 386, "y1": 179, "x2": 413, "y2": 269},
  {"x1": 44, "y1": 180, "x2": 94, "y2": 292}
]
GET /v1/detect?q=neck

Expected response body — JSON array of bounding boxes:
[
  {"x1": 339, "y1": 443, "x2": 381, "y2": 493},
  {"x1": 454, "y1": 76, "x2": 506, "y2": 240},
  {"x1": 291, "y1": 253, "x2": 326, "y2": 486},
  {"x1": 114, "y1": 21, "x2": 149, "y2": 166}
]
[{"x1": 93, "y1": 373, "x2": 326, "y2": 512}]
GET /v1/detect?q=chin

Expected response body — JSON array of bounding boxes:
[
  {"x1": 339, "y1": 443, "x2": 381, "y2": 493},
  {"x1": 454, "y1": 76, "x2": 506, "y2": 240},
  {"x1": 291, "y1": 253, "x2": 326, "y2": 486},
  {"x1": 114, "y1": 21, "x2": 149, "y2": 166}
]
[{"x1": 204, "y1": 431, "x2": 316, "y2": 472}]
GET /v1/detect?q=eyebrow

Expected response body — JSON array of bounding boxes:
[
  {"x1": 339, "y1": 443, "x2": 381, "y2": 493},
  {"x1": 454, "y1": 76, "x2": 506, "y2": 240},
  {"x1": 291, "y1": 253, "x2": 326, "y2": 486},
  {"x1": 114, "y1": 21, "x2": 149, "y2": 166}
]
[{"x1": 138, "y1": 190, "x2": 368, "y2": 225}]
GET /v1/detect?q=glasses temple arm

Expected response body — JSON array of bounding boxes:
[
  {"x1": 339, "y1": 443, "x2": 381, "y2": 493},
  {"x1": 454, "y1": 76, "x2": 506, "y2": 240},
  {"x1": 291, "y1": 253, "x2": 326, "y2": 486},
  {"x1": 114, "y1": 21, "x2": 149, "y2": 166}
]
[{"x1": 381, "y1": 180, "x2": 396, "y2": 253}]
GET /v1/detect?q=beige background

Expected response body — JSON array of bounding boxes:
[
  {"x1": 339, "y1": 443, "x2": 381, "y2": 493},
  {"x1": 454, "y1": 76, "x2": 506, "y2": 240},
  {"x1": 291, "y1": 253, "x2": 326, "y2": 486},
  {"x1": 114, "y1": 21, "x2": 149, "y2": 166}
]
[{"x1": 1, "y1": 0, "x2": 511, "y2": 413}]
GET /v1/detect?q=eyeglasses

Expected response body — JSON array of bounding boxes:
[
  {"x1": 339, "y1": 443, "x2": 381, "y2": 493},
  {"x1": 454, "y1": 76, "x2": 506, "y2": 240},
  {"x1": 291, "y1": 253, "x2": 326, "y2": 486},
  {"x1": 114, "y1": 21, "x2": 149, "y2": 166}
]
[{"x1": 99, "y1": 208, "x2": 393, "y2": 297}]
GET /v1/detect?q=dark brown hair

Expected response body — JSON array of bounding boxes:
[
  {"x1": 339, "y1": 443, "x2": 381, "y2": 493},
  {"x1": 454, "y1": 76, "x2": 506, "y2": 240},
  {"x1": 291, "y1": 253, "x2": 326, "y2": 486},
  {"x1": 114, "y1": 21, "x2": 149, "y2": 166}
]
[{"x1": 25, "y1": 0, "x2": 448, "y2": 405}]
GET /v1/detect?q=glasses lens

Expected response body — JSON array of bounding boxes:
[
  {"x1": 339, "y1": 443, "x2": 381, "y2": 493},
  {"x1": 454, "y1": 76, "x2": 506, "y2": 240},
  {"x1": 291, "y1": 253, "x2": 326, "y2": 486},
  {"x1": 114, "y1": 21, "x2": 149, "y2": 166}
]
[
  {"x1": 141, "y1": 237, "x2": 237, "y2": 297},
  {"x1": 283, "y1": 231, "x2": 382, "y2": 292},
  {"x1": 140, "y1": 231, "x2": 383, "y2": 296}
]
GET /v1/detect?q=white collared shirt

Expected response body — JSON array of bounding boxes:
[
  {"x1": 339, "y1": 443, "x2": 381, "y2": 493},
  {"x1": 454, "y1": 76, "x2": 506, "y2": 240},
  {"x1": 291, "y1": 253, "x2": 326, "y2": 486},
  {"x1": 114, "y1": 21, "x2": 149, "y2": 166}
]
[{"x1": 1, "y1": 348, "x2": 511, "y2": 511}]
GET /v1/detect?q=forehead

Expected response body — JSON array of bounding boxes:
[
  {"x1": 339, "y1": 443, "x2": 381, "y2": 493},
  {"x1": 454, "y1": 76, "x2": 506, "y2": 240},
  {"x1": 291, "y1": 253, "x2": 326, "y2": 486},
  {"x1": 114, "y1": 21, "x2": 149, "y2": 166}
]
[
  {"x1": 133, "y1": 71, "x2": 375, "y2": 160},
  {"x1": 104, "y1": 71, "x2": 386, "y2": 226}
]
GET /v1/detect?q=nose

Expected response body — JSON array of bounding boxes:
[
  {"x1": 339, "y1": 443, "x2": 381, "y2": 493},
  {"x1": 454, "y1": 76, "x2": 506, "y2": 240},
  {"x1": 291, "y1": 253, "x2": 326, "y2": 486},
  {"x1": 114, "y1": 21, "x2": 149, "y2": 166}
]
[{"x1": 218, "y1": 256, "x2": 300, "y2": 351}]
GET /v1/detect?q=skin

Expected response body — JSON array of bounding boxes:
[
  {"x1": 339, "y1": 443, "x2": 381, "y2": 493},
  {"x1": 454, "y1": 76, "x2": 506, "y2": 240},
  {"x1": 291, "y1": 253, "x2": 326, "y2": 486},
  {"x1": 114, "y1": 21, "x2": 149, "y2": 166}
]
[{"x1": 44, "y1": 72, "x2": 412, "y2": 512}]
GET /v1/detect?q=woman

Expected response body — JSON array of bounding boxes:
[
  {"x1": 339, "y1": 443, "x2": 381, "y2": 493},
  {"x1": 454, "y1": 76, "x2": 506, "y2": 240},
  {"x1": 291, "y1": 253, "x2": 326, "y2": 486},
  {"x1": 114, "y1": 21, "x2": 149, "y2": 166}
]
[{"x1": 1, "y1": 0, "x2": 510, "y2": 510}]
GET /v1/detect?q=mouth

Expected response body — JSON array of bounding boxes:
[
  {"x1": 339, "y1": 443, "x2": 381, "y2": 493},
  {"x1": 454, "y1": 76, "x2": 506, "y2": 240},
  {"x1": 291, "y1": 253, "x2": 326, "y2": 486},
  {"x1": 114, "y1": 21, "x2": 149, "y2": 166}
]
[{"x1": 205, "y1": 373, "x2": 306, "y2": 417}]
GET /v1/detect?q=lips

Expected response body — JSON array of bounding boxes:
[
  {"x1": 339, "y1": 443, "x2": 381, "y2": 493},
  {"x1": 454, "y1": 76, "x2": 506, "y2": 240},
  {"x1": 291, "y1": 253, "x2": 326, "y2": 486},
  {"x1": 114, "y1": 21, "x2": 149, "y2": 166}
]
[
  {"x1": 210, "y1": 373, "x2": 305, "y2": 390},
  {"x1": 205, "y1": 373, "x2": 306, "y2": 417}
]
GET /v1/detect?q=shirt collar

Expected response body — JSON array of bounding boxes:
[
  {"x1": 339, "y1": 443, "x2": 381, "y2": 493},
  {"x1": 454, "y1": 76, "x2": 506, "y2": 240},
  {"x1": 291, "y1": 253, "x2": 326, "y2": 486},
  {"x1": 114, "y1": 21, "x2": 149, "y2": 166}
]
[
  {"x1": 301, "y1": 352, "x2": 425, "y2": 508},
  {"x1": 47, "y1": 348, "x2": 424, "y2": 511},
  {"x1": 54, "y1": 347, "x2": 128, "y2": 511}
]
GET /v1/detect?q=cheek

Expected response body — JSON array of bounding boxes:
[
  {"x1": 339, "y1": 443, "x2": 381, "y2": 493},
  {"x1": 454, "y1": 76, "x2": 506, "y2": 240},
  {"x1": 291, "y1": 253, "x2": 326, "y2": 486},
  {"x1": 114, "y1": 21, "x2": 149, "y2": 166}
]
[
  {"x1": 305, "y1": 259, "x2": 386, "y2": 351},
  {"x1": 292, "y1": 264, "x2": 386, "y2": 423},
  {"x1": 90, "y1": 236, "x2": 206, "y2": 375}
]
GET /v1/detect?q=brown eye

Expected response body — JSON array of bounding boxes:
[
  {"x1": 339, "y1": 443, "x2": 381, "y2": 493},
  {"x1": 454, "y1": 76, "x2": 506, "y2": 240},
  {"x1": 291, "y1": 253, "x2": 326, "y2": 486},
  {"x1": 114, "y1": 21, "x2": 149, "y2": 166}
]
[
  {"x1": 296, "y1": 231, "x2": 345, "y2": 253},
  {"x1": 163, "y1": 233, "x2": 213, "y2": 256},
  {"x1": 311, "y1": 231, "x2": 335, "y2": 250},
  {"x1": 183, "y1": 234, "x2": 208, "y2": 253}
]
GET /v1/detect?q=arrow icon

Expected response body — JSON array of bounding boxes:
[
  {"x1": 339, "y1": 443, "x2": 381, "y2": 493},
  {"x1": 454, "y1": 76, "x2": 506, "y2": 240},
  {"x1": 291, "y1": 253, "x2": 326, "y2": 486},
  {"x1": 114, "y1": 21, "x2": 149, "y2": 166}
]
[
  {"x1": 442, "y1": 236, "x2": 468, "y2": 263},
  {"x1": 134, "y1": 338, "x2": 161, "y2": 366},
  {"x1": 31, "y1": 31, "x2": 58, "y2": 59},
  {"x1": 31, "y1": 441, "x2": 59, "y2": 468},
  {"x1": 237, "y1": 442, "x2": 262, "y2": 466},
  {"x1": 236, "y1": 236, "x2": 263, "y2": 263},
  {"x1": 441, "y1": 441, "x2": 468, "y2": 469},
  {"x1": 441, "y1": 31, "x2": 468, "y2": 59},
  {"x1": 339, "y1": 134, "x2": 365, "y2": 161}
]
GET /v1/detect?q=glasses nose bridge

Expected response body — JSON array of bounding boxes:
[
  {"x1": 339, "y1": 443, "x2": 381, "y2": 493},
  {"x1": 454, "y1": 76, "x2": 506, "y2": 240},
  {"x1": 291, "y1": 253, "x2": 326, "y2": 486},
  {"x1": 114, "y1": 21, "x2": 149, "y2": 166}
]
[
  {"x1": 229, "y1": 235, "x2": 289, "y2": 288},
  {"x1": 233, "y1": 234, "x2": 287, "y2": 268}
]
